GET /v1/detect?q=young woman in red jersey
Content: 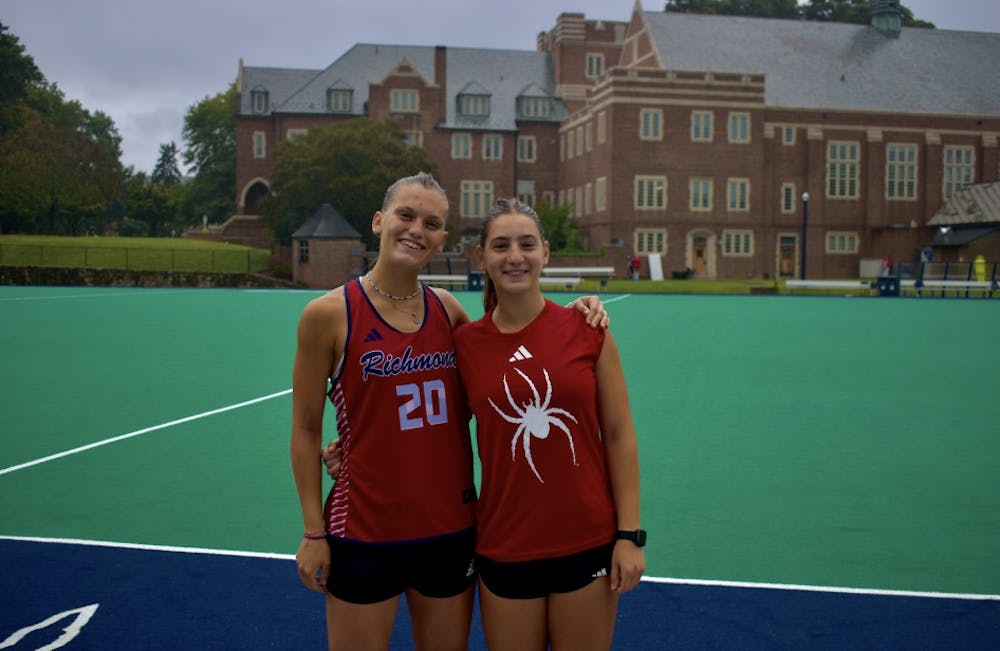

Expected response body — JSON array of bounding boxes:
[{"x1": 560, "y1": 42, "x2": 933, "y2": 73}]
[
  {"x1": 453, "y1": 198, "x2": 645, "y2": 651},
  {"x1": 291, "y1": 174, "x2": 607, "y2": 651}
]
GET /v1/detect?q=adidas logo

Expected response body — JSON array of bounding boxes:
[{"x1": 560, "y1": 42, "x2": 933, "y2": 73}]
[
  {"x1": 508, "y1": 345, "x2": 532, "y2": 362},
  {"x1": 591, "y1": 567, "x2": 608, "y2": 578},
  {"x1": 363, "y1": 329, "x2": 383, "y2": 342}
]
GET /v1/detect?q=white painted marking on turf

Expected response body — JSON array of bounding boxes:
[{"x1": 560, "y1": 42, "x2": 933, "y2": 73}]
[
  {"x1": 602, "y1": 294, "x2": 632, "y2": 304},
  {"x1": 0, "y1": 389, "x2": 293, "y2": 476},
  {"x1": 3, "y1": 535, "x2": 996, "y2": 603},
  {"x1": 0, "y1": 290, "x2": 195, "y2": 302},
  {"x1": 0, "y1": 603, "x2": 98, "y2": 650}
]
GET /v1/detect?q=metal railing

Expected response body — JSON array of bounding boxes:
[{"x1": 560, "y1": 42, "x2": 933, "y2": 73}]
[{"x1": 0, "y1": 243, "x2": 264, "y2": 274}]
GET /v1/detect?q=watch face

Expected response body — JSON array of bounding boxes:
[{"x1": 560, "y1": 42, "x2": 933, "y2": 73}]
[{"x1": 635, "y1": 529, "x2": 647, "y2": 547}]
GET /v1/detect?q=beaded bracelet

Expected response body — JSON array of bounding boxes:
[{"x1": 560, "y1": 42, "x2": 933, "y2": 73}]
[{"x1": 303, "y1": 531, "x2": 326, "y2": 540}]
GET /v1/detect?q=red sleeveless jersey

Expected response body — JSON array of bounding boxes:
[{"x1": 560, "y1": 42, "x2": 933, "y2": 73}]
[
  {"x1": 324, "y1": 279, "x2": 475, "y2": 543},
  {"x1": 454, "y1": 300, "x2": 617, "y2": 562}
]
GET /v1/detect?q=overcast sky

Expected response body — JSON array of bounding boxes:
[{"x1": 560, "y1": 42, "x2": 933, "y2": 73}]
[{"x1": 4, "y1": 0, "x2": 999, "y2": 174}]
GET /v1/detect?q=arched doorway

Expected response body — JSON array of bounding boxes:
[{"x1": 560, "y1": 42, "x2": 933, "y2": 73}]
[{"x1": 241, "y1": 179, "x2": 270, "y2": 215}]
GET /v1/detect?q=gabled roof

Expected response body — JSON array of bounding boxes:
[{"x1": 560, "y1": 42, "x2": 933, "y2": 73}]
[
  {"x1": 929, "y1": 181, "x2": 1000, "y2": 226},
  {"x1": 457, "y1": 81, "x2": 491, "y2": 96},
  {"x1": 641, "y1": 11, "x2": 1000, "y2": 116},
  {"x1": 292, "y1": 204, "x2": 361, "y2": 240},
  {"x1": 239, "y1": 67, "x2": 323, "y2": 115}
]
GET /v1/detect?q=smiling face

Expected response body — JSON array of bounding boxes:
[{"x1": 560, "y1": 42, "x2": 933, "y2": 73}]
[
  {"x1": 372, "y1": 182, "x2": 448, "y2": 269},
  {"x1": 477, "y1": 210, "x2": 550, "y2": 297}
]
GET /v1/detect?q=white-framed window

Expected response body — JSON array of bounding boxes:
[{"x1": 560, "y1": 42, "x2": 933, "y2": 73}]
[
  {"x1": 452, "y1": 133, "x2": 471, "y2": 159},
  {"x1": 459, "y1": 94, "x2": 490, "y2": 116},
  {"x1": 635, "y1": 229, "x2": 667, "y2": 255},
  {"x1": 542, "y1": 190, "x2": 555, "y2": 204},
  {"x1": 558, "y1": 189, "x2": 565, "y2": 206},
  {"x1": 640, "y1": 109, "x2": 663, "y2": 141},
  {"x1": 517, "y1": 180, "x2": 535, "y2": 207},
  {"x1": 886, "y1": 143, "x2": 918, "y2": 200},
  {"x1": 690, "y1": 178, "x2": 713, "y2": 211},
  {"x1": 298, "y1": 240, "x2": 309, "y2": 263},
  {"x1": 585, "y1": 122, "x2": 593, "y2": 152},
  {"x1": 404, "y1": 131, "x2": 423, "y2": 148},
  {"x1": 390, "y1": 89, "x2": 419, "y2": 113},
  {"x1": 595, "y1": 177, "x2": 607, "y2": 212},
  {"x1": 327, "y1": 89, "x2": 352, "y2": 113},
  {"x1": 517, "y1": 136, "x2": 536, "y2": 163},
  {"x1": 827, "y1": 141, "x2": 860, "y2": 199},
  {"x1": 826, "y1": 231, "x2": 859, "y2": 254},
  {"x1": 782, "y1": 125, "x2": 796, "y2": 145},
  {"x1": 483, "y1": 134, "x2": 503, "y2": 160},
  {"x1": 575, "y1": 126, "x2": 584, "y2": 156},
  {"x1": 461, "y1": 180, "x2": 493, "y2": 218},
  {"x1": 519, "y1": 96, "x2": 550, "y2": 118},
  {"x1": 566, "y1": 130, "x2": 574, "y2": 160},
  {"x1": 251, "y1": 90, "x2": 268, "y2": 114},
  {"x1": 722, "y1": 230, "x2": 754, "y2": 256},
  {"x1": 635, "y1": 175, "x2": 666, "y2": 210},
  {"x1": 286, "y1": 128, "x2": 308, "y2": 141},
  {"x1": 576, "y1": 187, "x2": 584, "y2": 216},
  {"x1": 253, "y1": 131, "x2": 266, "y2": 158},
  {"x1": 586, "y1": 53, "x2": 605, "y2": 78},
  {"x1": 560, "y1": 134, "x2": 565, "y2": 161},
  {"x1": 584, "y1": 182, "x2": 592, "y2": 215},
  {"x1": 943, "y1": 145, "x2": 975, "y2": 199},
  {"x1": 728, "y1": 112, "x2": 750, "y2": 143},
  {"x1": 597, "y1": 111, "x2": 606, "y2": 144},
  {"x1": 781, "y1": 182, "x2": 796, "y2": 213},
  {"x1": 691, "y1": 110, "x2": 713, "y2": 142},
  {"x1": 727, "y1": 178, "x2": 749, "y2": 212}
]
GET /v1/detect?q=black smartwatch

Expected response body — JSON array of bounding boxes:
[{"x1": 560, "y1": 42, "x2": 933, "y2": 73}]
[{"x1": 616, "y1": 529, "x2": 647, "y2": 547}]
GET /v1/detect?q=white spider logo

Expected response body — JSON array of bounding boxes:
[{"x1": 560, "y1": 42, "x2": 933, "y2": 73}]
[{"x1": 488, "y1": 367, "x2": 578, "y2": 483}]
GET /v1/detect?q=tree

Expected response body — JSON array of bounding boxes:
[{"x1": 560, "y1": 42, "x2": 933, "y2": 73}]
[
  {"x1": 535, "y1": 200, "x2": 584, "y2": 253},
  {"x1": 151, "y1": 142, "x2": 182, "y2": 187},
  {"x1": 664, "y1": 0, "x2": 935, "y2": 27},
  {"x1": 0, "y1": 21, "x2": 43, "y2": 136},
  {"x1": 264, "y1": 118, "x2": 438, "y2": 246},
  {"x1": 180, "y1": 83, "x2": 236, "y2": 226}
]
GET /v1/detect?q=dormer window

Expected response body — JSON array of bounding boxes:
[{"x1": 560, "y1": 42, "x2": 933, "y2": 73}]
[
  {"x1": 518, "y1": 96, "x2": 550, "y2": 118},
  {"x1": 390, "y1": 89, "x2": 419, "y2": 113},
  {"x1": 327, "y1": 89, "x2": 353, "y2": 113},
  {"x1": 459, "y1": 94, "x2": 490, "y2": 117},
  {"x1": 251, "y1": 90, "x2": 269, "y2": 114}
]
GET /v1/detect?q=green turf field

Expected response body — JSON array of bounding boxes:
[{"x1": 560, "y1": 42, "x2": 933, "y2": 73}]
[{"x1": 1, "y1": 286, "x2": 997, "y2": 597}]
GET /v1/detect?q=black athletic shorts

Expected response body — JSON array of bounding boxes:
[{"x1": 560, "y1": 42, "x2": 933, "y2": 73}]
[
  {"x1": 477, "y1": 541, "x2": 615, "y2": 600},
  {"x1": 325, "y1": 528, "x2": 476, "y2": 604}
]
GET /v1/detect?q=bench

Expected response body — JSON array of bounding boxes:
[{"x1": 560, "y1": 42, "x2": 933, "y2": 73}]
[
  {"x1": 539, "y1": 276, "x2": 582, "y2": 289},
  {"x1": 418, "y1": 274, "x2": 469, "y2": 289},
  {"x1": 785, "y1": 279, "x2": 874, "y2": 292},
  {"x1": 901, "y1": 279, "x2": 997, "y2": 297},
  {"x1": 541, "y1": 266, "x2": 615, "y2": 290}
]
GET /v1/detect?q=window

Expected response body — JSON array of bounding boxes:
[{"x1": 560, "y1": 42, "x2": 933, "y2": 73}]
[
  {"x1": 327, "y1": 89, "x2": 352, "y2": 113},
  {"x1": 722, "y1": 230, "x2": 754, "y2": 256},
  {"x1": 595, "y1": 177, "x2": 607, "y2": 212},
  {"x1": 585, "y1": 122, "x2": 593, "y2": 152},
  {"x1": 781, "y1": 183, "x2": 796, "y2": 213},
  {"x1": 542, "y1": 190, "x2": 555, "y2": 204},
  {"x1": 691, "y1": 111, "x2": 713, "y2": 142},
  {"x1": 459, "y1": 94, "x2": 490, "y2": 116},
  {"x1": 727, "y1": 178, "x2": 749, "y2": 212},
  {"x1": 519, "y1": 96, "x2": 550, "y2": 118},
  {"x1": 827, "y1": 141, "x2": 860, "y2": 198},
  {"x1": 728, "y1": 112, "x2": 750, "y2": 143},
  {"x1": 826, "y1": 231, "x2": 859, "y2": 254},
  {"x1": 635, "y1": 176, "x2": 666, "y2": 210},
  {"x1": 586, "y1": 53, "x2": 605, "y2": 78},
  {"x1": 390, "y1": 89, "x2": 418, "y2": 113},
  {"x1": 597, "y1": 111, "x2": 606, "y2": 144},
  {"x1": 584, "y1": 183, "x2": 592, "y2": 215},
  {"x1": 635, "y1": 229, "x2": 667, "y2": 255},
  {"x1": 575, "y1": 126, "x2": 584, "y2": 157},
  {"x1": 517, "y1": 180, "x2": 535, "y2": 207},
  {"x1": 251, "y1": 90, "x2": 268, "y2": 113},
  {"x1": 286, "y1": 128, "x2": 307, "y2": 141},
  {"x1": 483, "y1": 134, "x2": 502, "y2": 160},
  {"x1": 560, "y1": 134, "x2": 565, "y2": 161},
  {"x1": 690, "y1": 178, "x2": 713, "y2": 211},
  {"x1": 943, "y1": 146, "x2": 974, "y2": 199},
  {"x1": 298, "y1": 240, "x2": 309, "y2": 263},
  {"x1": 253, "y1": 132, "x2": 266, "y2": 158},
  {"x1": 566, "y1": 130, "x2": 574, "y2": 160},
  {"x1": 517, "y1": 136, "x2": 536, "y2": 163},
  {"x1": 452, "y1": 133, "x2": 471, "y2": 159},
  {"x1": 404, "y1": 131, "x2": 422, "y2": 148},
  {"x1": 640, "y1": 109, "x2": 663, "y2": 141},
  {"x1": 886, "y1": 144, "x2": 918, "y2": 200},
  {"x1": 461, "y1": 180, "x2": 493, "y2": 218},
  {"x1": 576, "y1": 187, "x2": 584, "y2": 216},
  {"x1": 782, "y1": 125, "x2": 796, "y2": 145}
]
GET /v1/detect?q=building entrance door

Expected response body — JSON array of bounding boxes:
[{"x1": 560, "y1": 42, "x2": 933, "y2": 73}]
[
  {"x1": 779, "y1": 236, "x2": 796, "y2": 277},
  {"x1": 693, "y1": 237, "x2": 708, "y2": 277}
]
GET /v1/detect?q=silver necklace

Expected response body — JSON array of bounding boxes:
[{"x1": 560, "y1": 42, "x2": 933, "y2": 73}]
[{"x1": 365, "y1": 274, "x2": 421, "y2": 324}]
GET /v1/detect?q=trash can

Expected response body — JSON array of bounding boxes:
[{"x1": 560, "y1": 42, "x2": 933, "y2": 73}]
[
  {"x1": 876, "y1": 276, "x2": 900, "y2": 297},
  {"x1": 467, "y1": 270, "x2": 484, "y2": 291}
]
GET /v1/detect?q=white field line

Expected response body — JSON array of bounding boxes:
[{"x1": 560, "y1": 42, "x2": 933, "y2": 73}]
[
  {"x1": 2, "y1": 535, "x2": 997, "y2": 602},
  {"x1": 0, "y1": 290, "x2": 196, "y2": 302},
  {"x1": 0, "y1": 389, "x2": 292, "y2": 476}
]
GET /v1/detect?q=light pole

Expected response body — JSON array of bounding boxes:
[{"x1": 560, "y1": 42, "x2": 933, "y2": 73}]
[{"x1": 800, "y1": 192, "x2": 810, "y2": 280}]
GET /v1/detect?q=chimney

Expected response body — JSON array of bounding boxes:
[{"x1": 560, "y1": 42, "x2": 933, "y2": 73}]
[{"x1": 871, "y1": 0, "x2": 901, "y2": 38}]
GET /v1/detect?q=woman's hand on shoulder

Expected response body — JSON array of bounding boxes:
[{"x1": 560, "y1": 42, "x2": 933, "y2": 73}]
[{"x1": 566, "y1": 295, "x2": 610, "y2": 329}]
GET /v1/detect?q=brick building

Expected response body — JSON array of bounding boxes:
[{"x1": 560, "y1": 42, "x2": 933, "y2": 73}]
[{"x1": 235, "y1": 2, "x2": 1000, "y2": 280}]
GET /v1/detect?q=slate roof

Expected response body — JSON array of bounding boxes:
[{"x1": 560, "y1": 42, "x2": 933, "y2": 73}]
[
  {"x1": 929, "y1": 181, "x2": 1000, "y2": 226},
  {"x1": 292, "y1": 204, "x2": 361, "y2": 239},
  {"x1": 930, "y1": 225, "x2": 1000, "y2": 247},
  {"x1": 642, "y1": 12, "x2": 1000, "y2": 116}
]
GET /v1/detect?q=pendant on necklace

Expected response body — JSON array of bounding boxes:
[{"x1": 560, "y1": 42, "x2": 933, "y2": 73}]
[{"x1": 410, "y1": 312, "x2": 419, "y2": 324}]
